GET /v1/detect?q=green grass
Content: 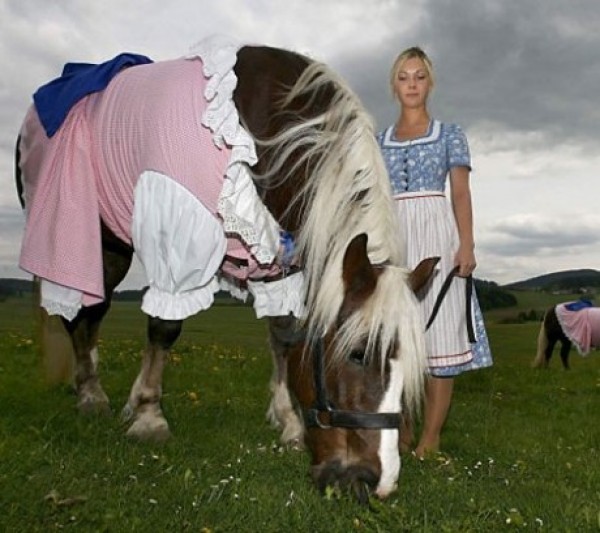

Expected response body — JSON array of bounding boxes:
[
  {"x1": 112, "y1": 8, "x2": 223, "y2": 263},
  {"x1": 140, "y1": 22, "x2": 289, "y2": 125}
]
[{"x1": 0, "y1": 296, "x2": 599, "y2": 531}]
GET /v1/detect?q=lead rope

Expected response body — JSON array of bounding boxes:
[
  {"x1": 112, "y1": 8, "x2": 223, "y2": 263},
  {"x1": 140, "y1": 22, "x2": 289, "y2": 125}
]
[{"x1": 425, "y1": 266, "x2": 476, "y2": 343}]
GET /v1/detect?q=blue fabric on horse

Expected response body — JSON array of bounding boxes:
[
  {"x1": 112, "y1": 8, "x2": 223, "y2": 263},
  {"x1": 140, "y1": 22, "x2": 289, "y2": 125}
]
[
  {"x1": 564, "y1": 299, "x2": 594, "y2": 312},
  {"x1": 279, "y1": 230, "x2": 296, "y2": 270},
  {"x1": 33, "y1": 53, "x2": 153, "y2": 137}
]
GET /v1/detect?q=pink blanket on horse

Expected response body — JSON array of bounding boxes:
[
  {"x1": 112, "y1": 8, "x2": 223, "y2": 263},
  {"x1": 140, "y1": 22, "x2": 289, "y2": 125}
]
[{"x1": 556, "y1": 303, "x2": 600, "y2": 355}]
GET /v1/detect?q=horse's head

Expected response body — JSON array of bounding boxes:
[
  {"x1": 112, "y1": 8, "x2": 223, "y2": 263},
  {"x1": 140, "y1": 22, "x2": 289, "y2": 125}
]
[{"x1": 271, "y1": 234, "x2": 437, "y2": 502}]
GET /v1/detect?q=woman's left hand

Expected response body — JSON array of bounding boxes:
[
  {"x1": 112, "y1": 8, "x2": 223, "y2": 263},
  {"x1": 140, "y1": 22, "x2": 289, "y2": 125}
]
[{"x1": 454, "y1": 244, "x2": 476, "y2": 278}]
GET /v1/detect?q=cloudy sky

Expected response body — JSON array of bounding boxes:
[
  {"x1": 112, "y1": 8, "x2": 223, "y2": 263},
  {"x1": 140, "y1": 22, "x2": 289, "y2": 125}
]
[{"x1": 1, "y1": 0, "x2": 599, "y2": 287}]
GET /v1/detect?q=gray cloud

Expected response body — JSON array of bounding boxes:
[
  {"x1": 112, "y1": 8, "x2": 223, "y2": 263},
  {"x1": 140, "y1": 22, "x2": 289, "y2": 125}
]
[
  {"x1": 422, "y1": 0, "x2": 600, "y2": 144},
  {"x1": 480, "y1": 213, "x2": 600, "y2": 257}
]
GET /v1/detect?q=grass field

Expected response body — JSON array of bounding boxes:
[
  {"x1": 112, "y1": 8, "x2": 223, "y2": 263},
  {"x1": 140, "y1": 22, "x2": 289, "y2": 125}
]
[{"x1": 0, "y1": 294, "x2": 599, "y2": 531}]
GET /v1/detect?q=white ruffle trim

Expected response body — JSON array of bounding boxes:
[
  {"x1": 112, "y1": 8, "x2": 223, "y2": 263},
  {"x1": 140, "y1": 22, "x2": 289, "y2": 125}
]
[
  {"x1": 142, "y1": 278, "x2": 221, "y2": 321},
  {"x1": 40, "y1": 279, "x2": 83, "y2": 320},
  {"x1": 188, "y1": 34, "x2": 280, "y2": 266},
  {"x1": 247, "y1": 272, "x2": 306, "y2": 319},
  {"x1": 41, "y1": 298, "x2": 81, "y2": 321},
  {"x1": 218, "y1": 276, "x2": 249, "y2": 303}
]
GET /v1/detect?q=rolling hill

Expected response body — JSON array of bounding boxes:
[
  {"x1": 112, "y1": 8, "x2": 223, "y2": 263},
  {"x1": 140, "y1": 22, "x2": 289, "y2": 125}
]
[{"x1": 503, "y1": 268, "x2": 600, "y2": 291}]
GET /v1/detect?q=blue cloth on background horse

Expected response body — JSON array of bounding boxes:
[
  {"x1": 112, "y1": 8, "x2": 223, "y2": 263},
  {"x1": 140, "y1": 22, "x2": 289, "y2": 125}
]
[
  {"x1": 33, "y1": 53, "x2": 153, "y2": 137},
  {"x1": 564, "y1": 299, "x2": 594, "y2": 312}
]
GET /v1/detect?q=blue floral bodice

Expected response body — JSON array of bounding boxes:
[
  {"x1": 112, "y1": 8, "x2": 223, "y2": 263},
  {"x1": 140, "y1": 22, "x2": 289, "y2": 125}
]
[{"x1": 376, "y1": 120, "x2": 471, "y2": 194}]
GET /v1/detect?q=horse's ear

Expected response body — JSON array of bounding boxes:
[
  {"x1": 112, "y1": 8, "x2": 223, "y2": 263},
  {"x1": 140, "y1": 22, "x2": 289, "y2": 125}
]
[
  {"x1": 341, "y1": 233, "x2": 377, "y2": 305},
  {"x1": 408, "y1": 257, "x2": 440, "y2": 293}
]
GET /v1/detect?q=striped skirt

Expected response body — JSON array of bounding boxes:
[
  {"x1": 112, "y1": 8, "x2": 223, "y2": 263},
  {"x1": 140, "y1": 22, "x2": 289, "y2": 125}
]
[{"x1": 394, "y1": 191, "x2": 492, "y2": 376}]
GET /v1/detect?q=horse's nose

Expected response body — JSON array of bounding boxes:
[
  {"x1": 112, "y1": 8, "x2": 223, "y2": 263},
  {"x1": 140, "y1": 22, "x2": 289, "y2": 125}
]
[{"x1": 312, "y1": 461, "x2": 379, "y2": 505}]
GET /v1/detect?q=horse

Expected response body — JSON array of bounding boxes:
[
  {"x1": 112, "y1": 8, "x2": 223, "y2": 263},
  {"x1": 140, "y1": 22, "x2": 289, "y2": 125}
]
[
  {"x1": 533, "y1": 300, "x2": 600, "y2": 370},
  {"x1": 15, "y1": 35, "x2": 437, "y2": 501}
]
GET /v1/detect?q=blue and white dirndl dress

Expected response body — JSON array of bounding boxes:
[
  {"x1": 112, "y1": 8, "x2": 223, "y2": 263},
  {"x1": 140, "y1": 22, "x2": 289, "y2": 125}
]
[{"x1": 377, "y1": 120, "x2": 493, "y2": 377}]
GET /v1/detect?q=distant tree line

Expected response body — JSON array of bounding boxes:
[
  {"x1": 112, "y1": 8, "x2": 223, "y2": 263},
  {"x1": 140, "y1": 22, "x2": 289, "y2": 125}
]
[{"x1": 474, "y1": 279, "x2": 517, "y2": 311}]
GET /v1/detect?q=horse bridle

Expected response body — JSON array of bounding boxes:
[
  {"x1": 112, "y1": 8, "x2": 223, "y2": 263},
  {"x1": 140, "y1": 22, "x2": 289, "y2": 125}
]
[
  {"x1": 269, "y1": 316, "x2": 401, "y2": 430},
  {"x1": 304, "y1": 336, "x2": 402, "y2": 430},
  {"x1": 305, "y1": 267, "x2": 476, "y2": 430}
]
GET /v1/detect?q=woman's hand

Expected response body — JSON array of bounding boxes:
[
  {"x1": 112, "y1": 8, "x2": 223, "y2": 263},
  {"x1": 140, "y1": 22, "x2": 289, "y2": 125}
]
[{"x1": 454, "y1": 243, "x2": 476, "y2": 278}]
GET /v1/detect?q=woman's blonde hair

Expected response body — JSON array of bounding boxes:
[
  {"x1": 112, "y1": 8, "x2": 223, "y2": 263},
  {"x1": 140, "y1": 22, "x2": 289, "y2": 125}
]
[{"x1": 389, "y1": 46, "x2": 435, "y2": 97}]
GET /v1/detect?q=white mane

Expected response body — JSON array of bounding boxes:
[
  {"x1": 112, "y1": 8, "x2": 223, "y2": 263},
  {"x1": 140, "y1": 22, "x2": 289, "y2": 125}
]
[{"x1": 260, "y1": 61, "x2": 427, "y2": 412}]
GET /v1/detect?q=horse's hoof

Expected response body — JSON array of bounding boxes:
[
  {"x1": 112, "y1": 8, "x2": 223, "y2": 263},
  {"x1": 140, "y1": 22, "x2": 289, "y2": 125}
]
[
  {"x1": 126, "y1": 416, "x2": 171, "y2": 443},
  {"x1": 121, "y1": 403, "x2": 135, "y2": 423},
  {"x1": 285, "y1": 438, "x2": 305, "y2": 451},
  {"x1": 77, "y1": 399, "x2": 111, "y2": 416}
]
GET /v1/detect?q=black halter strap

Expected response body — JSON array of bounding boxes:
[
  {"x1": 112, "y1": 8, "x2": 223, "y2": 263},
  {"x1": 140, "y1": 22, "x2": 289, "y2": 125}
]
[
  {"x1": 425, "y1": 266, "x2": 476, "y2": 343},
  {"x1": 304, "y1": 337, "x2": 401, "y2": 430}
]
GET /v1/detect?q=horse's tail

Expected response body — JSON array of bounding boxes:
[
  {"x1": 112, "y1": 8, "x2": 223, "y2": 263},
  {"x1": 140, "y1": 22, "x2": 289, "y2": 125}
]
[
  {"x1": 35, "y1": 278, "x2": 75, "y2": 385},
  {"x1": 532, "y1": 310, "x2": 549, "y2": 368},
  {"x1": 15, "y1": 134, "x2": 25, "y2": 208}
]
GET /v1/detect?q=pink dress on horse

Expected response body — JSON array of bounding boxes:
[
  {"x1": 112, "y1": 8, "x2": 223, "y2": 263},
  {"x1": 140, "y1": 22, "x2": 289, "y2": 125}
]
[
  {"x1": 19, "y1": 43, "x2": 304, "y2": 322},
  {"x1": 555, "y1": 303, "x2": 600, "y2": 355}
]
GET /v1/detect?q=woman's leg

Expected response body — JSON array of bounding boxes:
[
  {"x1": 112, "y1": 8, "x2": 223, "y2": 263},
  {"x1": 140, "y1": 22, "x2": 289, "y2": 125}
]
[{"x1": 415, "y1": 376, "x2": 454, "y2": 458}]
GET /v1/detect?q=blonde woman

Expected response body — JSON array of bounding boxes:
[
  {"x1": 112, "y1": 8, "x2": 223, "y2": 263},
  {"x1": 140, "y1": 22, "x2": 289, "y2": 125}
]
[{"x1": 377, "y1": 47, "x2": 492, "y2": 458}]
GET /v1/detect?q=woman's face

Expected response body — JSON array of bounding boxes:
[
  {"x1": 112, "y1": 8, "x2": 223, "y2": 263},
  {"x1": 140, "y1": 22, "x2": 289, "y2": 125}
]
[{"x1": 393, "y1": 57, "x2": 431, "y2": 109}]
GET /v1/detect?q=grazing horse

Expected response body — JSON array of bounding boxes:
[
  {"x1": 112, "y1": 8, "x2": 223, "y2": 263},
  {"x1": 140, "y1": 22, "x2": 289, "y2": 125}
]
[
  {"x1": 533, "y1": 300, "x2": 600, "y2": 369},
  {"x1": 15, "y1": 36, "x2": 436, "y2": 500}
]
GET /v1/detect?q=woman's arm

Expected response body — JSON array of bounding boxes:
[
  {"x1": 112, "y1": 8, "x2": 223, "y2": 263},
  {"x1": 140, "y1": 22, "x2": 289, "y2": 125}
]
[{"x1": 449, "y1": 166, "x2": 476, "y2": 277}]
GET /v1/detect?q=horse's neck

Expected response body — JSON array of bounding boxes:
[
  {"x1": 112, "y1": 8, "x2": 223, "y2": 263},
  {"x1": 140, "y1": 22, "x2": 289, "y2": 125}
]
[{"x1": 233, "y1": 46, "x2": 314, "y2": 231}]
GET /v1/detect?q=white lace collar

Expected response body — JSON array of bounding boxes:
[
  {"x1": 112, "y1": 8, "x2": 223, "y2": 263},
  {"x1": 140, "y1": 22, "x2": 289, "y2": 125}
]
[{"x1": 381, "y1": 120, "x2": 441, "y2": 147}]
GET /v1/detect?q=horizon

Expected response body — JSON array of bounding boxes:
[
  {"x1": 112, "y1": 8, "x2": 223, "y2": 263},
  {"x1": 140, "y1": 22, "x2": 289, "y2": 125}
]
[{"x1": 4, "y1": 266, "x2": 600, "y2": 289}]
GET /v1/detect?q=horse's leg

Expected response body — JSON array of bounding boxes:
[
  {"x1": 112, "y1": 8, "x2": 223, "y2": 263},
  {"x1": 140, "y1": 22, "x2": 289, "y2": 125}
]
[
  {"x1": 122, "y1": 317, "x2": 182, "y2": 442},
  {"x1": 559, "y1": 340, "x2": 572, "y2": 370},
  {"x1": 545, "y1": 338, "x2": 557, "y2": 368},
  {"x1": 63, "y1": 302, "x2": 112, "y2": 413},
  {"x1": 64, "y1": 225, "x2": 133, "y2": 413},
  {"x1": 266, "y1": 316, "x2": 305, "y2": 448}
]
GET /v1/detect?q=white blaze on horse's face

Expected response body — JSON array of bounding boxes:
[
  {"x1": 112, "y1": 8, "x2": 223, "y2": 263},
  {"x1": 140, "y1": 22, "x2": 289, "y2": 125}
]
[{"x1": 375, "y1": 358, "x2": 403, "y2": 498}]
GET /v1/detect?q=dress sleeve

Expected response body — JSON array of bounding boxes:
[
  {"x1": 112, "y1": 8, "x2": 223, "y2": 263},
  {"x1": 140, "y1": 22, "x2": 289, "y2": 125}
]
[
  {"x1": 131, "y1": 171, "x2": 227, "y2": 320},
  {"x1": 446, "y1": 124, "x2": 471, "y2": 170}
]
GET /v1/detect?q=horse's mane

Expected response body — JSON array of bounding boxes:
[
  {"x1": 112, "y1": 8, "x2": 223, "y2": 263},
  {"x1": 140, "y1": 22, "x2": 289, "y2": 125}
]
[{"x1": 258, "y1": 60, "x2": 427, "y2": 412}]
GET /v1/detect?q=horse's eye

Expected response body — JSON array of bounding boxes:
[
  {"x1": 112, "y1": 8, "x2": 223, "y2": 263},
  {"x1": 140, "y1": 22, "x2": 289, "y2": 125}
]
[{"x1": 348, "y1": 350, "x2": 366, "y2": 366}]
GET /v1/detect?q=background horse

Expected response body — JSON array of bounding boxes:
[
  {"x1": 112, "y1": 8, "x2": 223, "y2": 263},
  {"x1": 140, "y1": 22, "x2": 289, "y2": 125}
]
[
  {"x1": 16, "y1": 37, "x2": 435, "y2": 500},
  {"x1": 533, "y1": 300, "x2": 600, "y2": 369}
]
